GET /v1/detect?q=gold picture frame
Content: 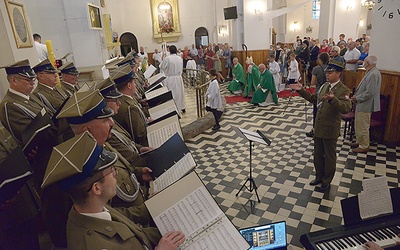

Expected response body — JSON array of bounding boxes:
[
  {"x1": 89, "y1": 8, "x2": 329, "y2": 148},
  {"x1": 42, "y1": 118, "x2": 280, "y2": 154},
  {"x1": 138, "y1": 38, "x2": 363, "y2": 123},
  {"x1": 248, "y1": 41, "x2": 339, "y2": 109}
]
[
  {"x1": 4, "y1": 0, "x2": 33, "y2": 48},
  {"x1": 150, "y1": 0, "x2": 181, "y2": 43}
]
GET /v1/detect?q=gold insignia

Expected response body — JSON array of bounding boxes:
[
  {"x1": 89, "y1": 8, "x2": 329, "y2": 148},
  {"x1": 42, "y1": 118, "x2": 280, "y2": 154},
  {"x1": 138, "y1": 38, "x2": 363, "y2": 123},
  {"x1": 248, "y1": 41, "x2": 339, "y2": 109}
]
[
  {"x1": 344, "y1": 95, "x2": 350, "y2": 100},
  {"x1": 125, "y1": 183, "x2": 131, "y2": 192}
]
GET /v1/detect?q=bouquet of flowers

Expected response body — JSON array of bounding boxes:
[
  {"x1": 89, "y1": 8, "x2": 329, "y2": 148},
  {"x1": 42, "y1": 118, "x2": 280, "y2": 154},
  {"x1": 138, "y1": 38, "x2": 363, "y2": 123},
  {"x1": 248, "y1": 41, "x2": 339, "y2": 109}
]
[{"x1": 161, "y1": 24, "x2": 174, "y2": 33}]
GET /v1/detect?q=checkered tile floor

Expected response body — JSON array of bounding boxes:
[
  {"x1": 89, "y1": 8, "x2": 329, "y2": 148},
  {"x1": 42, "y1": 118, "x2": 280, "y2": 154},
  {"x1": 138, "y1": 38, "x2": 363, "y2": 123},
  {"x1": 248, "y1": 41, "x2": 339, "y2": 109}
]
[{"x1": 185, "y1": 84, "x2": 400, "y2": 249}]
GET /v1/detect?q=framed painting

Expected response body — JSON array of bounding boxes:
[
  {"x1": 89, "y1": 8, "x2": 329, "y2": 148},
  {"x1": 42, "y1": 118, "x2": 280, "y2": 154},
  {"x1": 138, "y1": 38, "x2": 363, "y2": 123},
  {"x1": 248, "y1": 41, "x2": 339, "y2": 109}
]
[
  {"x1": 4, "y1": 0, "x2": 33, "y2": 48},
  {"x1": 150, "y1": 0, "x2": 181, "y2": 43}
]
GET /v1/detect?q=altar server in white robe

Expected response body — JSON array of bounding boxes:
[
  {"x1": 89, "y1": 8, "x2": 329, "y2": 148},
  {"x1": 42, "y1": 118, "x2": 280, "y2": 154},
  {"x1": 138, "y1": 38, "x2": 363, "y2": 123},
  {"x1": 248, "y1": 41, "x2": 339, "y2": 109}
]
[
  {"x1": 268, "y1": 55, "x2": 282, "y2": 92},
  {"x1": 160, "y1": 45, "x2": 186, "y2": 112}
]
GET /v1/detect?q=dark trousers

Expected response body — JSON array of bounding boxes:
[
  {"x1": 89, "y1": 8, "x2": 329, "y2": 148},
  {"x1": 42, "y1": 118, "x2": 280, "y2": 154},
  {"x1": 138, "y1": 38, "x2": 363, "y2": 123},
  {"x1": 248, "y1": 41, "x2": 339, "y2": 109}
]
[
  {"x1": 313, "y1": 137, "x2": 337, "y2": 185},
  {"x1": 312, "y1": 103, "x2": 317, "y2": 128},
  {"x1": 208, "y1": 108, "x2": 222, "y2": 126}
]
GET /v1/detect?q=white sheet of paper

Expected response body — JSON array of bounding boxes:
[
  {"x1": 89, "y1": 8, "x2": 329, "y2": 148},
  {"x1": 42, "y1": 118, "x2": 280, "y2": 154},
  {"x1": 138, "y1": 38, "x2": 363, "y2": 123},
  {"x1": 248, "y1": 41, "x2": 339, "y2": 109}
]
[
  {"x1": 144, "y1": 65, "x2": 157, "y2": 79},
  {"x1": 101, "y1": 65, "x2": 109, "y2": 79},
  {"x1": 358, "y1": 176, "x2": 393, "y2": 219},
  {"x1": 147, "y1": 115, "x2": 182, "y2": 148},
  {"x1": 148, "y1": 99, "x2": 178, "y2": 121},
  {"x1": 145, "y1": 86, "x2": 169, "y2": 100}
]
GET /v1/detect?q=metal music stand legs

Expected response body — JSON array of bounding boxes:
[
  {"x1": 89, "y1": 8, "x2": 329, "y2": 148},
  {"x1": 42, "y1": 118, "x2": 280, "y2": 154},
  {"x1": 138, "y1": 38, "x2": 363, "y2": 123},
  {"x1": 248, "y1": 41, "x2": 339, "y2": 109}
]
[{"x1": 236, "y1": 141, "x2": 261, "y2": 202}]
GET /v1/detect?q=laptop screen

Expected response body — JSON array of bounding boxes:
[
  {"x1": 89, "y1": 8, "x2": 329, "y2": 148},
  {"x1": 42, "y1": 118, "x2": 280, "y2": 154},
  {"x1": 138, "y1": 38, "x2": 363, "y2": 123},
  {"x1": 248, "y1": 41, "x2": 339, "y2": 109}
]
[{"x1": 239, "y1": 221, "x2": 287, "y2": 250}]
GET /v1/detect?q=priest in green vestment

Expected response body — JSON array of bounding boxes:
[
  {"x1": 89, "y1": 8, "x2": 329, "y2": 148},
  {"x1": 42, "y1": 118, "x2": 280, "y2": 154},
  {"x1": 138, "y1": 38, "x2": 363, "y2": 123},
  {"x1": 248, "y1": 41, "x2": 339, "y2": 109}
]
[
  {"x1": 243, "y1": 57, "x2": 260, "y2": 97},
  {"x1": 227, "y1": 57, "x2": 246, "y2": 94},
  {"x1": 251, "y1": 63, "x2": 279, "y2": 106}
]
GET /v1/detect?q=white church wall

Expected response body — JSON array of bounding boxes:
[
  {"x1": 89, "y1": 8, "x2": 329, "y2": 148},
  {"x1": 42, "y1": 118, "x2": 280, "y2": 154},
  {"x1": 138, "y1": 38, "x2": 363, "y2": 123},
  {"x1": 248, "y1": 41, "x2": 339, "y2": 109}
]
[{"x1": 332, "y1": 0, "x2": 362, "y2": 42}]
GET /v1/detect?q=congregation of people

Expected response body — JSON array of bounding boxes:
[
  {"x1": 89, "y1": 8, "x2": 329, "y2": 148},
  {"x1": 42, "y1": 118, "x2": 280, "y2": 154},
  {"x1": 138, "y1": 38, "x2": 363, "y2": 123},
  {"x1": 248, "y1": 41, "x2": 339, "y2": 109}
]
[{"x1": 0, "y1": 29, "x2": 390, "y2": 250}]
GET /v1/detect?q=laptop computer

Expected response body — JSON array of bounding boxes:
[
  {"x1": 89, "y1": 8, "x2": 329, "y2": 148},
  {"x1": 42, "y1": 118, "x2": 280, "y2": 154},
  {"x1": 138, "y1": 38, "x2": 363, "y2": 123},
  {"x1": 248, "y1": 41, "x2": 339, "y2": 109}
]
[{"x1": 239, "y1": 221, "x2": 288, "y2": 250}]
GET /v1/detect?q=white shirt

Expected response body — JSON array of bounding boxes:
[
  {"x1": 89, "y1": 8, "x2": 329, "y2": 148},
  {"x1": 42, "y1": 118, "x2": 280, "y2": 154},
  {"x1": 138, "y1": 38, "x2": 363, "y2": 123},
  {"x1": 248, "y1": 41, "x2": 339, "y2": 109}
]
[
  {"x1": 287, "y1": 60, "x2": 300, "y2": 80},
  {"x1": 138, "y1": 51, "x2": 148, "y2": 63},
  {"x1": 152, "y1": 52, "x2": 163, "y2": 63},
  {"x1": 206, "y1": 79, "x2": 222, "y2": 109},
  {"x1": 343, "y1": 48, "x2": 361, "y2": 71},
  {"x1": 34, "y1": 41, "x2": 48, "y2": 62}
]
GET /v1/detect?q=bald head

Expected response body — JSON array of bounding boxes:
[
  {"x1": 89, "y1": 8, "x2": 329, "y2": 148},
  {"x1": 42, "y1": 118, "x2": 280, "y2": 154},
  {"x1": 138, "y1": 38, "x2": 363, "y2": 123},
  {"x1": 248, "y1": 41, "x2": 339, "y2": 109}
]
[{"x1": 258, "y1": 63, "x2": 266, "y2": 72}]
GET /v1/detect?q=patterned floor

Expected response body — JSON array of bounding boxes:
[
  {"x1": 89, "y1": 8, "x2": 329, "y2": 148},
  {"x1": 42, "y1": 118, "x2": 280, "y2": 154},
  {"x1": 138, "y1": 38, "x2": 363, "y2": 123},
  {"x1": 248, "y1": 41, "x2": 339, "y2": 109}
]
[{"x1": 185, "y1": 84, "x2": 400, "y2": 249}]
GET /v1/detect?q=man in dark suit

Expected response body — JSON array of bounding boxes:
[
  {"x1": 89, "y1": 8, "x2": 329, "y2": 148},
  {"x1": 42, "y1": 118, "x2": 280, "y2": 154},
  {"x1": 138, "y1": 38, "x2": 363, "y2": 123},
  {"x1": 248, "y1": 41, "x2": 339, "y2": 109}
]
[{"x1": 289, "y1": 60, "x2": 352, "y2": 192}]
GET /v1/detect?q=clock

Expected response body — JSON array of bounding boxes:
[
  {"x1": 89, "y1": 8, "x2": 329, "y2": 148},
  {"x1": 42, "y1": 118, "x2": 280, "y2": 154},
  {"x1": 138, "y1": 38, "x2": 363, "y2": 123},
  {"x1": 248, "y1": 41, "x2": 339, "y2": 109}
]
[{"x1": 375, "y1": 0, "x2": 400, "y2": 19}]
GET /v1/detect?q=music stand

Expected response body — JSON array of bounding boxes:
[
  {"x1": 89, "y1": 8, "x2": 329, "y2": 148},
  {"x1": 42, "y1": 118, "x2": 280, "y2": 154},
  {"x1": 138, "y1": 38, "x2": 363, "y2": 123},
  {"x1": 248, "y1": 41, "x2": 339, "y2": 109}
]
[{"x1": 235, "y1": 127, "x2": 271, "y2": 202}]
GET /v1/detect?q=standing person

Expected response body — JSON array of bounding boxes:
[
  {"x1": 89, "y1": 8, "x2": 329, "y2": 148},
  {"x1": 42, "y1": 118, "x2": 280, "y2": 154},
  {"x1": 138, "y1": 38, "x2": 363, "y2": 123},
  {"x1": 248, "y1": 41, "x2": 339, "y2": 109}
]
[
  {"x1": 222, "y1": 43, "x2": 232, "y2": 79},
  {"x1": 189, "y1": 44, "x2": 198, "y2": 63},
  {"x1": 287, "y1": 53, "x2": 300, "y2": 84},
  {"x1": 251, "y1": 63, "x2": 278, "y2": 106},
  {"x1": 205, "y1": 45, "x2": 215, "y2": 71},
  {"x1": 330, "y1": 46, "x2": 345, "y2": 63},
  {"x1": 268, "y1": 55, "x2": 281, "y2": 92},
  {"x1": 41, "y1": 132, "x2": 185, "y2": 250},
  {"x1": 160, "y1": 45, "x2": 186, "y2": 113},
  {"x1": 339, "y1": 41, "x2": 348, "y2": 57},
  {"x1": 319, "y1": 39, "x2": 330, "y2": 54},
  {"x1": 186, "y1": 55, "x2": 197, "y2": 86},
  {"x1": 212, "y1": 46, "x2": 224, "y2": 83},
  {"x1": 227, "y1": 57, "x2": 245, "y2": 95},
  {"x1": 152, "y1": 48, "x2": 162, "y2": 74},
  {"x1": 243, "y1": 57, "x2": 259, "y2": 97},
  {"x1": 138, "y1": 46, "x2": 148, "y2": 66},
  {"x1": 33, "y1": 33, "x2": 48, "y2": 61},
  {"x1": 344, "y1": 41, "x2": 361, "y2": 72},
  {"x1": 289, "y1": 61, "x2": 352, "y2": 191},
  {"x1": 206, "y1": 69, "x2": 223, "y2": 131},
  {"x1": 306, "y1": 52, "x2": 330, "y2": 138},
  {"x1": 197, "y1": 45, "x2": 204, "y2": 70},
  {"x1": 350, "y1": 56, "x2": 382, "y2": 154}
]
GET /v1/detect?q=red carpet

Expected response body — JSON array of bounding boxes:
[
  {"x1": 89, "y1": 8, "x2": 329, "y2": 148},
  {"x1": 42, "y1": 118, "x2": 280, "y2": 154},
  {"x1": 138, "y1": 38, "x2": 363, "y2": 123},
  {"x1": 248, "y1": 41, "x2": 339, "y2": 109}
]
[
  {"x1": 278, "y1": 87, "x2": 315, "y2": 99},
  {"x1": 225, "y1": 95, "x2": 251, "y2": 104}
]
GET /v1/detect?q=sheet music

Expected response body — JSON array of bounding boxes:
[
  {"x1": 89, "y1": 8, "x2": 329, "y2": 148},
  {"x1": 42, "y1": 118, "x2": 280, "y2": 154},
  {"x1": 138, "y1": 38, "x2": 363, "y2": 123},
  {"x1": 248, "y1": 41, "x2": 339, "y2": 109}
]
[
  {"x1": 358, "y1": 176, "x2": 393, "y2": 219},
  {"x1": 153, "y1": 153, "x2": 196, "y2": 193},
  {"x1": 146, "y1": 172, "x2": 250, "y2": 250},
  {"x1": 148, "y1": 72, "x2": 165, "y2": 85},
  {"x1": 149, "y1": 100, "x2": 179, "y2": 120},
  {"x1": 145, "y1": 86, "x2": 169, "y2": 100},
  {"x1": 238, "y1": 127, "x2": 269, "y2": 145},
  {"x1": 144, "y1": 65, "x2": 157, "y2": 79},
  {"x1": 147, "y1": 115, "x2": 182, "y2": 148}
]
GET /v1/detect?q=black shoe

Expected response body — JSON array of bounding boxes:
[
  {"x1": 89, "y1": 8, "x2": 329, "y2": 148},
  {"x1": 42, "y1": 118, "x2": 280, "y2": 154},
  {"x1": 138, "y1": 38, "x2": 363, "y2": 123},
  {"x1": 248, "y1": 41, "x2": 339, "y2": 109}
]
[
  {"x1": 316, "y1": 183, "x2": 330, "y2": 192},
  {"x1": 212, "y1": 125, "x2": 220, "y2": 130},
  {"x1": 181, "y1": 109, "x2": 186, "y2": 113},
  {"x1": 309, "y1": 179, "x2": 322, "y2": 186},
  {"x1": 306, "y1": 131, "x2": 314, "y2": 138}
]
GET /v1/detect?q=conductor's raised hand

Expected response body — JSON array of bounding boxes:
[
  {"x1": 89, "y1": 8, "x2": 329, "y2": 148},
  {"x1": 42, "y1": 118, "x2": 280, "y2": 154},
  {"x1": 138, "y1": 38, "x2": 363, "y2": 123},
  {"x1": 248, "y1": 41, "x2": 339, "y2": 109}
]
[
  {"x1": 155, "y1": 231, "x2": 185, "y2": 250},
  {"x1": 289, "y1": 83, "x2": 302, "y2": 91},
  {"x1": 321, "y1": 90, "x2": 334, "y2": 100}
]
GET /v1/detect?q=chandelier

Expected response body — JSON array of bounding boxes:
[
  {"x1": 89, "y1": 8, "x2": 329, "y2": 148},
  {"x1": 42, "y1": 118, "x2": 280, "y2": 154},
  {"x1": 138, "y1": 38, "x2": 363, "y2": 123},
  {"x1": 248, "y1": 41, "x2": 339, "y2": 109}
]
[{"x1": 361, "y1": 0, "x2": 375, "y2": 10}]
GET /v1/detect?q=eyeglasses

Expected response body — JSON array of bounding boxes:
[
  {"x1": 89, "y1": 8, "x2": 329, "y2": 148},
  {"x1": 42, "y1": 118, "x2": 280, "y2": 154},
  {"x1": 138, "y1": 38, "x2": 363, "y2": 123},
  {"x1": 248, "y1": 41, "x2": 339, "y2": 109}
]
[{"x1": 86, "y1": 166, "x2": 118, "y2": 192}]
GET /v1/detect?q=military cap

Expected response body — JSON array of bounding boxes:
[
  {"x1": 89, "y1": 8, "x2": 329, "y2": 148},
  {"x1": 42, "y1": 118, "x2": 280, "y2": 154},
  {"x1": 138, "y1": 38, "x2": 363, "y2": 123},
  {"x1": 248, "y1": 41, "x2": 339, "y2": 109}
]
[
  {"x1": 92, "y1": 77, "x2": 122, "y2": 99},
  {"x1": 33, "y1": 59, "x2": 58, "y2": 74},
  {"x1": 59, "y1": 62, "x2": 79, "y2": 75},
  {"x1": 105, "y1": 57, "x2": 123, "y2": 70},
  {"x1": 41, "y1": 131, "x2": 117, "y2": 190},
  {"x1": 1, "y1": 59, "x2": 36, "y2": 78},
  {"x1": 326, "y1": 60, "x2": 345, "y2": 72},
  {"x1": 110, "y1": 64, "x2": 137, "y2": 85},
  {"x1": 132, "y1": 52, "x2": 140, "y2": 58},
  {"x1": 116, "y1": 54, "x2": 135, "y2": 67},
  {"x1": 56, "y1": 89, "x2": 114, "y2": 124}
]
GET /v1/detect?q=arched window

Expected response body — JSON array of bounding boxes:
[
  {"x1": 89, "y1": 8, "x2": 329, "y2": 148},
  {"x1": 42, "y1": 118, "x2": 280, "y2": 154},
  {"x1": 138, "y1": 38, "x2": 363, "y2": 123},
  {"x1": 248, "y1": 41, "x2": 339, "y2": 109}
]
[
  {"x1": 119, "y1": 32, "x2": 138, "y2": 56},
  {"x1": 194, "y1": 27, "x2": 209, "y2": 48}
]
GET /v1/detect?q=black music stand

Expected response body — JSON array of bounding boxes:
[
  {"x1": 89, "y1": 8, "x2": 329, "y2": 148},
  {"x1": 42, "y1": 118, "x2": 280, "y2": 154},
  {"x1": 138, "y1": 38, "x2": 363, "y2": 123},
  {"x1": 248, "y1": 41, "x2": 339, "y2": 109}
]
[{"x1": 235, "y1": 127, "x2": 271, "y2": 203}]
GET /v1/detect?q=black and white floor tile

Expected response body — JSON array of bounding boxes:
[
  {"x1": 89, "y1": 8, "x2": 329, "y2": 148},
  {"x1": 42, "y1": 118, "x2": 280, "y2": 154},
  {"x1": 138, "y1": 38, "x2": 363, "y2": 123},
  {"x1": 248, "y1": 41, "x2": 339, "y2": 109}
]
[{"x1": 185, "y1": 88, "x2": 400, "y2": 249}]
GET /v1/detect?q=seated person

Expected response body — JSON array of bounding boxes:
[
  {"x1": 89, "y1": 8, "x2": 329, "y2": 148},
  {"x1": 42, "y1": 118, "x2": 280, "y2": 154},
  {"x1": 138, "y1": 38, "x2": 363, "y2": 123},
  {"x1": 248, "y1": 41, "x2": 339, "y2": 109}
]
[
  {"x1": 227, "y1": 57, "x2": 246, "y2": 95},
  {"x1": 41, "y1": 132, "x2": 185, "y2": 250},
  {"x1": 251, "y1": 64, "x2": 278, "y2": 106}
]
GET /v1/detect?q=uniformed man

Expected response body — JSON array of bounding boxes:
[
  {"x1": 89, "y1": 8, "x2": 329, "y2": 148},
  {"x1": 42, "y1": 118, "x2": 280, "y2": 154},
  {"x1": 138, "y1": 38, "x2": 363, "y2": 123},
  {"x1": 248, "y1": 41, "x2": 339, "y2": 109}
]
[
  {"x1": 92, "y1": 77, "x2": 152, "y2": 167},
  {"x1": 0, "y1": 59, "x2": 69, "y2": 248},
  {"x1": 41, "y1": 132, "x2": 184, "y2": 250},
  {"x1": 59, "y1": 61, "x2": 80, "y2": 96},
  {"x1": 111, "y1": 65, "x2": 149, "y2": 146},
  {"x1": 0, "y1": 127, "x2": 40, "y2": 250},
  {"x1": 289, "y1": 60, "x2": 352, "y2": 192},
  {"x1": 57, "y1": 90, "x2": 153, "y2": 225}
]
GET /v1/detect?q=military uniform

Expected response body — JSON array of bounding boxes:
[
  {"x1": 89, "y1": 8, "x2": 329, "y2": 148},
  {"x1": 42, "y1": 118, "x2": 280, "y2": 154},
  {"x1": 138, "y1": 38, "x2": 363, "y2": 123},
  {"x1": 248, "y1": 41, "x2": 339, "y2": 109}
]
[
  {"x1": 33, "y1": 83, "x2": 68, "y2": 110},
  {"x1": 0, "y1": 127, "x2": 40, "y2": 250},
  {"x1": 67, "y1": 205, "x2": 160, "y2": 250},
  {"x1": 298, "y1": 80, "x2": 351, "y2": 186},
  {"x1": 60, "y1": 81, "x2": 78, "y2": 97},
  {"x1": 59, "y1": 62, "x2": 80, "y2": 97}
]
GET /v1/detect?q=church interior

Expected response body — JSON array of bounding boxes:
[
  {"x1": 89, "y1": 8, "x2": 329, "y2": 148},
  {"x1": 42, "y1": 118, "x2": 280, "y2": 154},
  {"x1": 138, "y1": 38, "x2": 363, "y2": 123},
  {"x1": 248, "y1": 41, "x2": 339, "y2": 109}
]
[{"x1": 0, "y1": 0, "x2": 399, "y2": 249}]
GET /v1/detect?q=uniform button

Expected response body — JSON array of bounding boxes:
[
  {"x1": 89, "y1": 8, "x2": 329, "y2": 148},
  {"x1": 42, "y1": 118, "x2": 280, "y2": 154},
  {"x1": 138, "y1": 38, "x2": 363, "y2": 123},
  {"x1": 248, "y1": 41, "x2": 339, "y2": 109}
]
[
  {"x1": 125, "y1": 184, "x2": 131, "y2": 192},
  {"x1": 86, "y1": 230, "x2": 92, "y2": 235},
  {"x1": 105, "y1": 226, "x2": 112, "y2": 232}
]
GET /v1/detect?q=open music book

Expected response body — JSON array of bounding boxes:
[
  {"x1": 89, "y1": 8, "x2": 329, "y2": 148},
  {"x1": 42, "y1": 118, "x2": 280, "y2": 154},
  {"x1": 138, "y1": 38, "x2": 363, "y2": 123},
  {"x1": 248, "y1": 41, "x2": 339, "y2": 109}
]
[
  {"x1": 145, "y1": 171, "x2": 250, "y2": 250},
  {"x1": 146, "y1": 73, "x2": 166, "y2": 93},
  {"x1": 144, "y1": 65, "x2": 157, "y2": 79},
  {"x1": 236, "y1": 127, "x2": 271, "y2": 146},
  {"x1": 141, "y1": 133, "x2": 195, "y2": 193},
  {"x1": 147, "y1": 112, "x2": 182, "y2": 148},
  {"x1": 148, "y1": 99, "x2": 179, "y2": 121}
]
